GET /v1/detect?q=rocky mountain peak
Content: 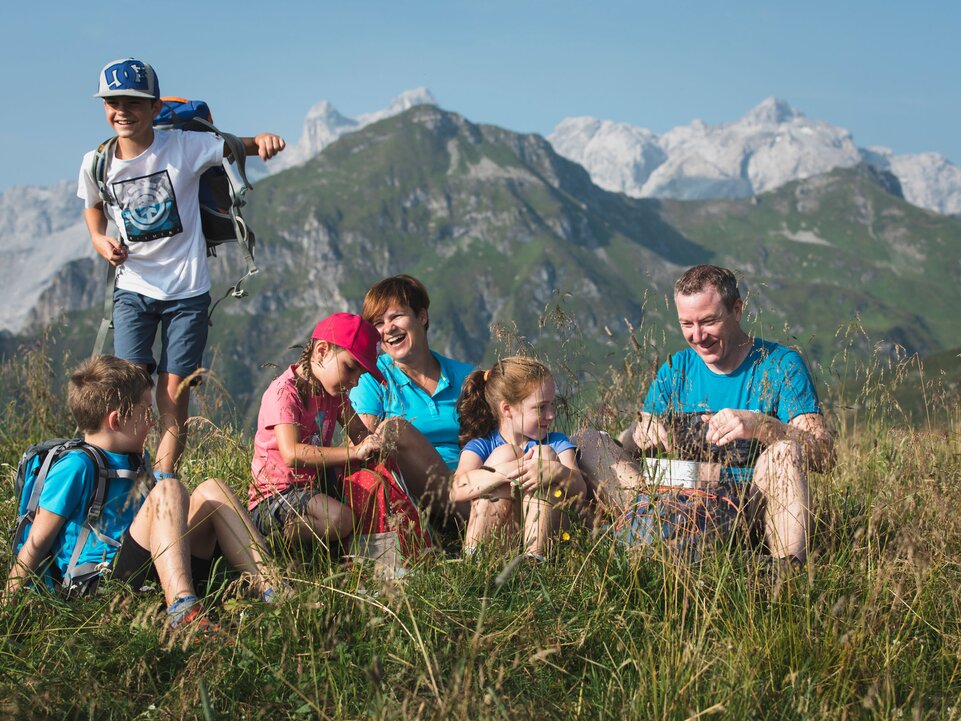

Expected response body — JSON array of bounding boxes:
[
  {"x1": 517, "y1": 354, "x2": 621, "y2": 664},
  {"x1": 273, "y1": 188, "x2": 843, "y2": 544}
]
[
  {"x1": 549, "y1": 97, "x2": 961, "y2": 214},
  {"x1": 742, "y1": 96, "x2": 801, "y2": 126},
  {"x1": 271, "y1": 88, "x2": 439, "y2": 173}
]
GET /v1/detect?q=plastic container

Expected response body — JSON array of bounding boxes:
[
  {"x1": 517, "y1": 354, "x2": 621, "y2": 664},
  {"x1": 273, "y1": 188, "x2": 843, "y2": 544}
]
[{"x1": 642, "y1": 458, "x2": 699, "y2": 488}]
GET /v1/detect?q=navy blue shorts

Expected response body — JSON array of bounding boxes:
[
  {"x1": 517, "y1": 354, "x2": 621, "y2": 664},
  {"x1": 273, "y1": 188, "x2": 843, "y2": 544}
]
[{"x1": 113, "y1": 290, "x2": 210, "y2": 378}]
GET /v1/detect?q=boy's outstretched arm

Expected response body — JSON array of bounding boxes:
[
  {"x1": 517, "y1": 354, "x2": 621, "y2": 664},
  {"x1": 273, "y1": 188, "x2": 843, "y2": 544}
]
[
  {"x1": 84, "y1": 206, "x2": 127, "y2": 266},
  {"x1": 239, "y1": 133, "x2": 286, "y2": 161},
  {"x1": 4, "y1": 509, "x2": 67, "y2": 600}
]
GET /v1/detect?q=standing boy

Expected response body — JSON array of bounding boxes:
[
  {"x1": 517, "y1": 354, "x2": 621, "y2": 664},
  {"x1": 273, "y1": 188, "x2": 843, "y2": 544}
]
[
  {"x1": 77, "y1": 58, "x2": 286, "y2": 476},
  {"x1": 5, "y1": 355, "x2": 282, "y2": 627}
]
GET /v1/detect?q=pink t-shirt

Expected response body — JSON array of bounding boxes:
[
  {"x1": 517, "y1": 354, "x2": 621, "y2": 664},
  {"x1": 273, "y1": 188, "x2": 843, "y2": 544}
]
[{"x1": 248, "y1": 365, "x2": 345, "y2": 509}]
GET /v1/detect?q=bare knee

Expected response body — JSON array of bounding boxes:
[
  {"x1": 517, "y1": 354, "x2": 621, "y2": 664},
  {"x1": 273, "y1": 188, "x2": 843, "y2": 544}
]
[
  {"x1": 486, "y1": 443, "x2": 525, "y2": 466},
  {"x1": 306, "y1": 495, "x2": 354, "y2": 539},
  {"x1": 148, "y1": 476, "x2": 189, "y2": 507},
  {"x1": 528, "y1": 445, "x2": 560, "y2": 463},
  {"x1": 753, "y1": 440, "x2": 804, "y2": 494},
  {"x1": 188, "y1": 478, "x2": 244, "y2": 521}
]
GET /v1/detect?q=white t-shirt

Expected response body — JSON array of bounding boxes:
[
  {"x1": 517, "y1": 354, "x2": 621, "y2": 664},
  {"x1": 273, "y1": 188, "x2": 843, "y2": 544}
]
[{"x1": 78, "y1": 130, "x2": 224, "y2": 300}]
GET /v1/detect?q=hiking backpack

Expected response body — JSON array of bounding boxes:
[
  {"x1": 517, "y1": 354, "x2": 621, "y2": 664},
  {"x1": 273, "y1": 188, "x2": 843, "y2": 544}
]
[
  {"x1": 342, "y1": 461, "x2": 432, "y2": 577},
  {"x1": 11, "y1": 439, "x2": 150, "y2": 593},
  {"x1": 91, "y1": 96, "x2": 259, "y2": 357}
]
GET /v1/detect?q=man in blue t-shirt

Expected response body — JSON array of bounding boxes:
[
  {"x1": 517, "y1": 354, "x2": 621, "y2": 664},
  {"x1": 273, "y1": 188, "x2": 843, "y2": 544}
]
[{"x1": 578, "y1": 265, "x2": 833, "y2": 563}]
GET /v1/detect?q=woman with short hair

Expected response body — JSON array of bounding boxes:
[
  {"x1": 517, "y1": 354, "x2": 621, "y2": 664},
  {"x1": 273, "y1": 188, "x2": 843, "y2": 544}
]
[{"x1": 349, "y1": 275, "x2": 474, "y2": 525}]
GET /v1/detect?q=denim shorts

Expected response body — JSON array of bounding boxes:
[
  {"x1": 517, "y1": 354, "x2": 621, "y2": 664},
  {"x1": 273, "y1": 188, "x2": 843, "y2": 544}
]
[{"x1": 113, "y1": 290, "x2": 210, "y2": 377}]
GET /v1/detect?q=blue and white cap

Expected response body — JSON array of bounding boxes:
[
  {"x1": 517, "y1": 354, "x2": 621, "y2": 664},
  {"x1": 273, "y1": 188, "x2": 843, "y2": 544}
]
[{"x1": 95, "y1": 58, "x2": 160, "y2": 100}]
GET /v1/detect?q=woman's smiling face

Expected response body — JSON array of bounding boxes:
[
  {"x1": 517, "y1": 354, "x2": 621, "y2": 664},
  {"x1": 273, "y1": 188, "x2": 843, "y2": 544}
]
[{"x1": 370, "y1": 303, "x2": 429, "y2": 364}]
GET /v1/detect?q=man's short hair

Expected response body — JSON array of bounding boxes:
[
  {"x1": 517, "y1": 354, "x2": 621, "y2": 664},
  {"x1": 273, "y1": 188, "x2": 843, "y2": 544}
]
[
  {"x1": 674, "y1": 264, "x2": 741, "y2": 311},
  {"x1": 68, "y1": 355, "x2": 154, "y2": 434},
  {"x1": 362, "y1": 274, "x2": 431, "y2": 332}
]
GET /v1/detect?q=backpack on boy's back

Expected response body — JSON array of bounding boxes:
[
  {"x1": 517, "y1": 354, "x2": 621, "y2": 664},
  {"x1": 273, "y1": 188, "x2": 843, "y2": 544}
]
[
  {"x1": 91, "y1": 96, "x2": 259, "y2": 356},
  {"x1": 10, "y1": 439, "x2": 150, "y2": 594}
]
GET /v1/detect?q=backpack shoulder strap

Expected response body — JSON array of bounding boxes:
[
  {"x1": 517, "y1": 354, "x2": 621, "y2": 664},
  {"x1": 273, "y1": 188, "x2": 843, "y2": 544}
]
[
  {"x1": 14, "y1": 439, "x2": 85, "y2": 527},
  {"x1": 89, "y1": 136, "x2": 121, "y2": 360},
  {"x1": 92, "y1": 137, "x2": 118, "y2": 206}
]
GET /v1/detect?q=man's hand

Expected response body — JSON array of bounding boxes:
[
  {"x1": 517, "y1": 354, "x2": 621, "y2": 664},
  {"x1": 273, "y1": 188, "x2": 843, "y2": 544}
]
[
  {"x1": 702, "y1": 408, "x2": 766, "y2": 446},
  {"x1": 630, "y1": 412, "x2": 672, "y2": 453},
  {"x1": 91, "y1": 233, "x2": 128, "y2": 266},
  {"x1": 253, "y1": 133, "x2": 286, "y2": 161}
]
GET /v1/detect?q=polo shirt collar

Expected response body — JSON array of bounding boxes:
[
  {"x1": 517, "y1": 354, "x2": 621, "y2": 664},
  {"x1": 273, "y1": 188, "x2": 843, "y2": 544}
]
[{"x1": 383, "y1": 352, "x2": 450, "y2": 396}]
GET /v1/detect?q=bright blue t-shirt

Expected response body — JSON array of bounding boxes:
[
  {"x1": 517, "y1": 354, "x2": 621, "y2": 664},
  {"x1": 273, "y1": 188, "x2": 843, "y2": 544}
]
[
  {"x1": 643, "y1": 339, "x2": 820, "y2": 420},
  {"x1": 642, "y1": 339, "x2": 820, "y2": 481},
  {"x1": 37, "y1": 447, "x2": 150, "y2": 580},
  {"x1": 462, "y1": 431, "x2": 576, "y2": 462},
  {"x1": 350, "y1": 351, "x2": 475, "y2": 470}
]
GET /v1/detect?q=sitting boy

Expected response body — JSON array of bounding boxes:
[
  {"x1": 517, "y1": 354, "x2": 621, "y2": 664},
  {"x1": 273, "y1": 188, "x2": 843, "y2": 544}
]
[
  {"x1": 5, "y1": 355, "x2": 282, "y2": 628},
  {"x1": 77, "y1": 57, "x2": 286, "y2": 476}
]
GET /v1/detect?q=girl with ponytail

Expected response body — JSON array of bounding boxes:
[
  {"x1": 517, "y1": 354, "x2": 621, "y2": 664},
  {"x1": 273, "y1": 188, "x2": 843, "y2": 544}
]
[{"x1": 452, "y1": 356, "x2": 585, "y2": 559}]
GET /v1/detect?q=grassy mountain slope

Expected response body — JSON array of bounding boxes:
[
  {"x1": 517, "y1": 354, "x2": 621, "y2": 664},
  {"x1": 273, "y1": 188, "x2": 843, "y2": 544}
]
[
  {"x1": 3, "y1": 106, "x2": 960, "y2": 425},
  {"x1": 659, "y1": 166, "x2": 961, "y2": 364}
]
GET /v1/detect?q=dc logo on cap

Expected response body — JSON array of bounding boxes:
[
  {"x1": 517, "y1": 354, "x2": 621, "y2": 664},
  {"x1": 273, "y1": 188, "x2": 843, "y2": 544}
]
[{"x1": 103, "y1": 60, "x2": 148, "y2": 91}]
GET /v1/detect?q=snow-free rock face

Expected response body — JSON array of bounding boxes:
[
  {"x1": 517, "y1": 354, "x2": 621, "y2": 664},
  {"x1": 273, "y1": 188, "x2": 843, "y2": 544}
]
[
  {"x1": 0, "y1": 181, "x2": 93, "y2": 333},
  {"x1": 549, "y1": 97, "x2": 961, "y2": 214},
  {"x1": 269, "y1": 88, "x2": 438, "y2": 173},
  {"x1": 863, "y1": 146, "x2": 961, "y2": 216}
]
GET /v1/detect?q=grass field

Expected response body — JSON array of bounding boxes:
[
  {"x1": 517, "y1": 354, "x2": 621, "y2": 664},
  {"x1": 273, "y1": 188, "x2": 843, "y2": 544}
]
[{"x1": 0, "y1": 336, "x2": 959, "y2": 720}]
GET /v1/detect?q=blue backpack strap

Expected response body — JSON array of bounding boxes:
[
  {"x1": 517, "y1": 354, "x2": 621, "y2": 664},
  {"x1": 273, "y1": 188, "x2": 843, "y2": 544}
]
[{"x1": 11, "y1": 439, "x2": 82, "y2": 554}]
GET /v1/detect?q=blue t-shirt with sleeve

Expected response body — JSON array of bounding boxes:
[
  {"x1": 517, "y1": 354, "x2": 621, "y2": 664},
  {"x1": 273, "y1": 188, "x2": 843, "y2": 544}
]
[
  {"x1": 350, "y1": 351, "x2": 474, "y2": 470},
  {"x1": 36, "y1": 447, "x2": 150, "y2": 580},
  {"x1": 462, "y1": 431, "x2": 576, "y2": 462},
  {"x1": 642, "y1": 339, "x2": 820, "y2": 421},
  {"x1": 642, "y1": 339, "x2": 820, "y2": 481}
]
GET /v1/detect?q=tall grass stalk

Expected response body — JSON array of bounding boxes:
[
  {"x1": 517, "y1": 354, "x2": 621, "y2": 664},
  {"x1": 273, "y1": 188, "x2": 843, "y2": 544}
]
[{"x1": 0, "y1": 315, "x2": 959, "y2": 719}]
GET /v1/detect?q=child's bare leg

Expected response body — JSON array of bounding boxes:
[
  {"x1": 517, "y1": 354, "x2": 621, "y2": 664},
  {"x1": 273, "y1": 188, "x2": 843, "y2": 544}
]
[
  {"x1": 524, "y1": 445, "x2": 587, "y2": 556},
  {"x1": 518, "y1": 445, "x2": 563, "y2": 557},
  {"x1": 522, "y1": 495, "x2": 556, "y2": 557},
  {"x1": 464, "y1": 486, "x2": 515, "y2": 550},
  {"x1": 283, "y1": 494, "x2": 355, "y2": 546},
  {"x1": 127, "y1": 477, "x2": 195, "y2": 605},
  {"x1": 187, "y1": 478, "x2": 280, "y2": 590},
  {"x1": 155, "y1": 372, "x2": 190, "y2": 474}
]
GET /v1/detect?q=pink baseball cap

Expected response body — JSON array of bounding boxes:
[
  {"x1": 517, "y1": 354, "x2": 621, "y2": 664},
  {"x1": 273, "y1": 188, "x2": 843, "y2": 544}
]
[{"x1": 311, "y1": 313, "x2": 384, "y2": 384}]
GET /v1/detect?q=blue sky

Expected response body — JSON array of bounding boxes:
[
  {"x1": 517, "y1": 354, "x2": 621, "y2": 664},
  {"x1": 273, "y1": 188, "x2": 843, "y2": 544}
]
[{"x1": 2, "y1": 0, "x2": 957, "y2": 192}]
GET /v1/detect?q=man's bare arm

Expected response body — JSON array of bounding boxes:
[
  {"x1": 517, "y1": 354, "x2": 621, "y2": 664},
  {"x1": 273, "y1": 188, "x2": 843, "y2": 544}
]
[{"x1": 704, "y1": 409, "x2": 834, "y2": 473}]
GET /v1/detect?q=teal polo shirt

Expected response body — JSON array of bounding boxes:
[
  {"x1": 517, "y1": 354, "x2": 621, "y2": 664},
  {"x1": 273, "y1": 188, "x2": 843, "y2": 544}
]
[{"x1": 350, "y1": 352, "x2": 475, "y2": 470}]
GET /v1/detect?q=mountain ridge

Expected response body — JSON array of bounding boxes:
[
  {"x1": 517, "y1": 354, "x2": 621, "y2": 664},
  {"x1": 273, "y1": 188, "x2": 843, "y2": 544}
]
[
  {"x1": 548, "y1": 97, "x2": 961, "y2": 215},
  {"x1": 4, "y1": 105, "x2": 959, "y2": 427}
]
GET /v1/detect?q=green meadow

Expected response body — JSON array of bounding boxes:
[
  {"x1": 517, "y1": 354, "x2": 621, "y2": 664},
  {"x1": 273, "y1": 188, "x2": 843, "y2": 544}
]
[{"x1": 0, "y1": 324, "x2": 959, "y2": 720}]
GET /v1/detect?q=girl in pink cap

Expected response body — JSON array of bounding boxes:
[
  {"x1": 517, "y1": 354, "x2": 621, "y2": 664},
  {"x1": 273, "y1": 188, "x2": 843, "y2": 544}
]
[{"x1": 247, "y1": 313, "x2": 385, "y2": 549}]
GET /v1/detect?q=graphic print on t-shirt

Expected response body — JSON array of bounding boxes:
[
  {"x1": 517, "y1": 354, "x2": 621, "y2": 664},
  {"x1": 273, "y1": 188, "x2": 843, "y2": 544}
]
[{"x1": 112, "y1": 170, "x2": 183, "y2": 242}]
